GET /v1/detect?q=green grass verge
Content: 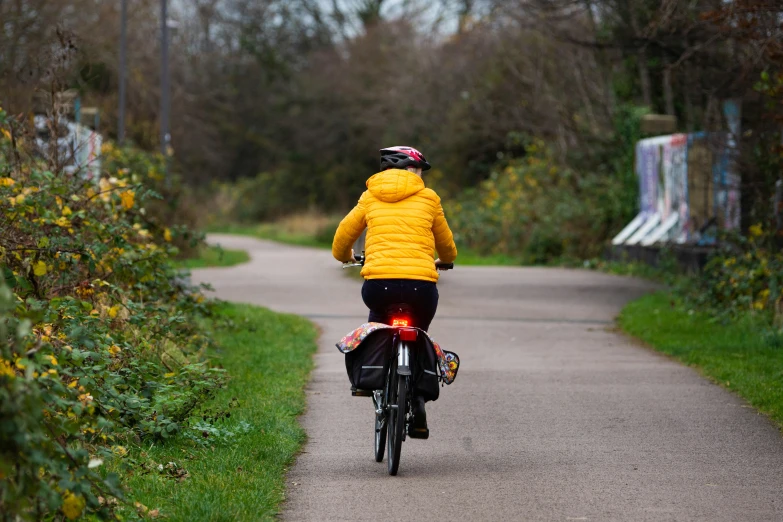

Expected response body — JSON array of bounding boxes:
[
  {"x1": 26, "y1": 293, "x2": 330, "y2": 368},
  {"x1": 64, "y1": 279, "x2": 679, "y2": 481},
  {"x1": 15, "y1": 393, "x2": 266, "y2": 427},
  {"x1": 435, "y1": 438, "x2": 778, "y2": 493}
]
[
  {"x1": 619, "y1": 292, "x2": 783, "y2": 428},
  {"x1": 207, "y1": 223, "x2": 332, "y2": 250},
  {"x1": 115, "y1": 303, "x2": 317, "y2": 520},
  {"x1": 178, "y1": 246, "x2": 250, "y2": 269},
  {"x1": 207, "y1": 224, "x2": 532, "y2": 266}
]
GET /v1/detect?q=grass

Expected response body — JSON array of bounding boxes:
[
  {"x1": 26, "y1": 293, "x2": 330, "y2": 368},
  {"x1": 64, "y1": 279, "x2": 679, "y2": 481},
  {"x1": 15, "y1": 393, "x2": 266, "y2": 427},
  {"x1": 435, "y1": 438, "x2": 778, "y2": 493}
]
[
  {"x1": 178, "y1": 246, "x2": 250, "y2": 269},
  {"x1": 209, "y1": 223, "x2": 332, "y2": 249},
  {"x1": 619, "y1": 292, "x2": 783, "y2": 428},
  {"x1": 208, "y1": 222, "x2": 534, "y2": 267},
  {"x1": 114, "y1": 303, "x2": 318, "y2": 520},
  {"x1": 208, "y1": 213, "x2": 340, "y2": 251}
]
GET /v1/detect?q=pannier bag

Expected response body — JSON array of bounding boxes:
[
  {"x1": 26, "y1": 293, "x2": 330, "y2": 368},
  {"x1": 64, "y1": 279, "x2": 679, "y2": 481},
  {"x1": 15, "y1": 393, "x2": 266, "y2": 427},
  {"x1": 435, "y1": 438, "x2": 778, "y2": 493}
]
[
  {"x1": 336, "y1": 323, "x2": 460, "y2": 398},
  {"x1": 343, "y1": 329, "x2": 394, "y2": 391}
]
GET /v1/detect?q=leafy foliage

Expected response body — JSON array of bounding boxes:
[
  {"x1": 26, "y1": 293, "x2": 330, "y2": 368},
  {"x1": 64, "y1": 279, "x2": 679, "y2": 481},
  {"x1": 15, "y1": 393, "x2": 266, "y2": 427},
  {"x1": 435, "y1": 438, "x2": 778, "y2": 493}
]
[
  {"x1": 444, "y1": 135, "x2": 637, "y2": 264},
  {"x1": 0, "y1": 107, "x2": 222, "y2": 520},
  {"x1": 688, "y1": 227, "x2": 783, "y2": 320}
]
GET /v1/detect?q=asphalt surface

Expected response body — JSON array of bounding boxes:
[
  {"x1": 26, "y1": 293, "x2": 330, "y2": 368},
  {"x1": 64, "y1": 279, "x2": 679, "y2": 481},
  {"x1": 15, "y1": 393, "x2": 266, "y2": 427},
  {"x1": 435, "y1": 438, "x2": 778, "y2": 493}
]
[{"x1": 194, "y1": 234, "x2": 783, "y2": 522}]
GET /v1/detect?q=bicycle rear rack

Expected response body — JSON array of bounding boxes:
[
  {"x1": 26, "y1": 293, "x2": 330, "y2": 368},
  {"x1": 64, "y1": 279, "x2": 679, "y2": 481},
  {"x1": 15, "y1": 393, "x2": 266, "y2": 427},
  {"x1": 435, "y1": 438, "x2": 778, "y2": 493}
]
[{"x1": 351, "y1": 387, "x2": 374, "y2": 397}]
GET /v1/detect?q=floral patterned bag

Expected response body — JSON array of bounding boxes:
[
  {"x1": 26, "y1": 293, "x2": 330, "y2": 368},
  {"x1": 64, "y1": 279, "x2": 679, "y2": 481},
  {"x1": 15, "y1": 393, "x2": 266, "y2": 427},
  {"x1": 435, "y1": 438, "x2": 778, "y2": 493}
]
[{"x1": 336, "y1": 323, "x2": 460, "y2": 385}]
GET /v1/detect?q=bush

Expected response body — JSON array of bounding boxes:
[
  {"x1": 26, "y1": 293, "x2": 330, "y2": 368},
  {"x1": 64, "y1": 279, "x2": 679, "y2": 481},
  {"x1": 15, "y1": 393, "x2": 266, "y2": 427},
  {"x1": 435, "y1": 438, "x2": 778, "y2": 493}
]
[
  {"x1": 688, "y1": 227, "x2": 783, "y2": 320},
  {"x1": 0, "y1": 108, "x2": 222, "y2": 520},
  {"x1": 444, "y1": 139, "x2": 632, "y2": 263}
]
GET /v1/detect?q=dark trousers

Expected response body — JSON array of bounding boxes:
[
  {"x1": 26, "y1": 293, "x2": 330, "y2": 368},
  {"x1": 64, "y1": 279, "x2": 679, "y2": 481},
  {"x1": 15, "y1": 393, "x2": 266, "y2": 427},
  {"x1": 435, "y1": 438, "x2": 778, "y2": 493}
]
[{"x1": 361, "y1": 279, "x2": 439, "y2": 332}]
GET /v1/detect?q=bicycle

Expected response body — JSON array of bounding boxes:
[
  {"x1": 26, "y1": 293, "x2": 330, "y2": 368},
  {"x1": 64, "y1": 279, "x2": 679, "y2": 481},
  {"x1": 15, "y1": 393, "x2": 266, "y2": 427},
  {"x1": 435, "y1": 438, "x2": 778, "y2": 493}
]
[{"x1": 343, "y1": 253, "x2": 453, "y2": 475}]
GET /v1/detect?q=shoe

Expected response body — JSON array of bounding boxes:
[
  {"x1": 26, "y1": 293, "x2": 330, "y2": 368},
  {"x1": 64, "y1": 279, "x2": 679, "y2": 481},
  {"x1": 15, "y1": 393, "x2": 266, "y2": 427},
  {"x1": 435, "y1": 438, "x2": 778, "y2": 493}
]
[{"x1": 408, "y1": 396, "x2": 429, "y2": 439}]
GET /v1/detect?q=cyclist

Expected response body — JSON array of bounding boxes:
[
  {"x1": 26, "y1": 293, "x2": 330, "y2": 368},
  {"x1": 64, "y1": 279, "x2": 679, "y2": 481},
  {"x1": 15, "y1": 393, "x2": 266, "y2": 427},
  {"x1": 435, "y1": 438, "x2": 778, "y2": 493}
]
[{"x1": 332, "y1": 145, "x2": 458, "y2": 438}]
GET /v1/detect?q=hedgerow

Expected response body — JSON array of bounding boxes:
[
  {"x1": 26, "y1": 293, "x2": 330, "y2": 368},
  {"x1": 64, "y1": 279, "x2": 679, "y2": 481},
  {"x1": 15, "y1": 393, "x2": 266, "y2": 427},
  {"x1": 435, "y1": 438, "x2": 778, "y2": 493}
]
[
  {"x1": 0, "y1": 107, "x2": 223, "y2": 520},
  {"x1": 444, "y1": 138, "x2": 632, "y2": 263}
]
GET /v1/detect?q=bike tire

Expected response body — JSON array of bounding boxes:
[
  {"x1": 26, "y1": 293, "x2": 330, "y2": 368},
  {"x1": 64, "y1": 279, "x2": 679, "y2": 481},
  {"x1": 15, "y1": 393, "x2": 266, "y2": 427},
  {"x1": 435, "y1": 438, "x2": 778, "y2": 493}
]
[
  {"x1": 374, "y1": 412, "x2": 386, "y2": 462},
  {"x1": 387, "y1": 373, "x2": 407, "y2": 475}
]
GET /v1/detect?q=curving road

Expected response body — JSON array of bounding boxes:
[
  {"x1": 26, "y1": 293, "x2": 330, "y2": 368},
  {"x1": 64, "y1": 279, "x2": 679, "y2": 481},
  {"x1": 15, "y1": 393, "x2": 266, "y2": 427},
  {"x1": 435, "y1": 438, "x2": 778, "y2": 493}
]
[{"x1": 194, "y1": 234, "x2": 783, "y2": 522}]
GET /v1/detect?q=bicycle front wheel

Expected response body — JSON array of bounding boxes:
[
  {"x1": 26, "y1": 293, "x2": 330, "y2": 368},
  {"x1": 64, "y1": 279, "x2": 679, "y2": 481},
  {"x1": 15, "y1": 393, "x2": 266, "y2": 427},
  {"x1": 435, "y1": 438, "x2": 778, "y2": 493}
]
[{"x1": 387, "y1": 373, "x2": 407, "y2": 475}]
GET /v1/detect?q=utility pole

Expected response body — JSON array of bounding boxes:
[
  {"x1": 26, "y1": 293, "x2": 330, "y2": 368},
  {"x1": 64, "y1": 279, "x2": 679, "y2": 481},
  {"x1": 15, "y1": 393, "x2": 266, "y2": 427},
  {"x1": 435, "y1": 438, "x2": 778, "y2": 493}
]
[
  {"x1": 160, "y1": 0, "x2": 171, "y2": 182},
  {"x1": 118, "y1": 0, "x2": 127, "y2": 144}
]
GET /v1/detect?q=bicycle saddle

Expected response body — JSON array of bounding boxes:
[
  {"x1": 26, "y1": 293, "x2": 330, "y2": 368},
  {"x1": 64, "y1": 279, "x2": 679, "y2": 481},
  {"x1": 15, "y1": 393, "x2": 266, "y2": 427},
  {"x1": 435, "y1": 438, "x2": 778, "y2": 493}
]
[{"x1": 385, "y1": 303, "x2": 413, "y2": 316}]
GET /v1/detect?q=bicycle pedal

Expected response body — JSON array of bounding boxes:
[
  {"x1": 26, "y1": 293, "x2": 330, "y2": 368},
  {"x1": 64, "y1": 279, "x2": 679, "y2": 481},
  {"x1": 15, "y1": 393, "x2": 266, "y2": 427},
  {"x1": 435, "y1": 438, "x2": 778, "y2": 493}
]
[
  {"x1": 407, "y1": 427, "x2": 429, "y2": 440},
  {"x1": 351, "y1": 387, "x2": 373, "y2": 397}
]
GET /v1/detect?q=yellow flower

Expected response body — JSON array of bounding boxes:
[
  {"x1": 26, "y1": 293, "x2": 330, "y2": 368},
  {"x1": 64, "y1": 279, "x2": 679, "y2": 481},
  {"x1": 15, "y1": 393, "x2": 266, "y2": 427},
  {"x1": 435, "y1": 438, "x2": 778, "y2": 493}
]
[
  {"x1": 33, "y1": 260, "x2": 48, "y2": 276},
  {"x1": 0, "y1": 177, "x2": 14, "y2": 187},
  {"x1": 164, "y1": 228, "x2": 172, "y2": 242},
  {"x1": 0, "y1": 359, "x2": 14, "y2": 378},
  {"x1": 112, "y1": 445, "x2": 128, "y2": 457},
  {"x1": 108, "y1": 305, "x2": 120, "y2": 319},
  {"x1": 47, "y1": 355, "x2": 58, "y2": 366},
  {"x1": 68, "y1": 380, "x2": 78, "y2": 388},
  {"x1": 749, "y1": 223, "x2": 763, "y2": 237},
  {"x1": 62, "y1": 491, "x2": 86, "y2": 520},
  {"x1": 54, "y1": 216, "x2": 70, "y2": 227},
  {"x1": 119, "y1": 190, "x2": 135, "y2": 210},
  {"x1": 62, "y1": 206, "x2": 72, "y2": 216},
  {"x1": 108, "y1": 345, "x2": 121, "y2": 356}
]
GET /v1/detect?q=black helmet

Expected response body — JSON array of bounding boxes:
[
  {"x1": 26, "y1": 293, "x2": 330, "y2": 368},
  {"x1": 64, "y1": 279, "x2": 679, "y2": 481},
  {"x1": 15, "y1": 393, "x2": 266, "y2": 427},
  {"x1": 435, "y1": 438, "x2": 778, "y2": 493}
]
[{"x1": 379, "y1": 146, "x2": 432, "y2": 171}]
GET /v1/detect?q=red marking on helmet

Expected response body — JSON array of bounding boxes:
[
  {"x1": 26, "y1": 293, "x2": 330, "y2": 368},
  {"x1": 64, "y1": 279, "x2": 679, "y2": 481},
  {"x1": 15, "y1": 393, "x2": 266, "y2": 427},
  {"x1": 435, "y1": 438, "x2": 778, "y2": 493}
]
[{"x1": 382, "y1": 146, "x2": 426, "y2": 163}]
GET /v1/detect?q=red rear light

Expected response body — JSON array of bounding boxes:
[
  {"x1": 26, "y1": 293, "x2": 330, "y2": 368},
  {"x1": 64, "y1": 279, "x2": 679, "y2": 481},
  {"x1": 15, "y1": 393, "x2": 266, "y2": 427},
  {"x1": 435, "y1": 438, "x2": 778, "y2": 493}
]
[
  {"x1": 399, "y1": 328, "x2": 418, "y2": 341},
  {"x1": 392, "y1": 318, "x2": 408, "y2": 327}
]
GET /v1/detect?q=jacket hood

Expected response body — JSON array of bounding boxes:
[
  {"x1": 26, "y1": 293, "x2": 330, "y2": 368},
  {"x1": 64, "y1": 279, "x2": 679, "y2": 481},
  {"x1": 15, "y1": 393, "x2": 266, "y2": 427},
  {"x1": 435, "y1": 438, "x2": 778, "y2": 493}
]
[{"x1": 366, "y1": 169, "x2": 425, "y2": 203}]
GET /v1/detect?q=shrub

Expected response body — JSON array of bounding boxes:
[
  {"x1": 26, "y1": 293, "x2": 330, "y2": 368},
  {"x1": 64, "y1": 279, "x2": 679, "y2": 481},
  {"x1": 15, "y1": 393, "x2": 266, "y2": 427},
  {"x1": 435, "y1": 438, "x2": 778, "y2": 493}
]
[
  {"x1": 0, "y1": 107, "x2": 223, "y2": 520},
  {"x1": 689, "y1": 227, "x2": 783, "y2": 320},
  {"x1": 444, "y1": 139, "x2": 631, "y2": 263}
]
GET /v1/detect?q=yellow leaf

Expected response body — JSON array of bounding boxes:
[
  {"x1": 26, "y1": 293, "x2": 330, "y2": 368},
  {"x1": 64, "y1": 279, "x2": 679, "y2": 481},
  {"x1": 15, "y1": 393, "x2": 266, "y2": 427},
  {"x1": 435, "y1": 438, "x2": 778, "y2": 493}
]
[
  {"x1": 47, "y1": 355, "x2": 58, "y2": 366},
  {"x1": 62, "y1": 492, "x2": 86, "y2": 520},
  {"x1": 164, "y1": 228, "x2": 172, "y2": 242},
  {"x1": 62, "y1": 206, "x2": 72, "y2": 216},
  {"x1": 0, "y1": 177, "x2": 14, "y2": 186},
  {"x1": 164, "y1": 372, "x2": 175, "y2": 378},
  {"x1": 68, "y1": 380, "x2": 78, "y2": 388},
  {"x1": 33, "y1": 260, "x2": 47, "y2": 276},
  {"x1": 108, "y1": 305, "x2": 120, "y2": 319},
  {"x1": 108, "y1": 345, "x2": 121, "y2": 355},
  {"x1": 120, "y1": 190, "x2": 135, "y2": 210}
]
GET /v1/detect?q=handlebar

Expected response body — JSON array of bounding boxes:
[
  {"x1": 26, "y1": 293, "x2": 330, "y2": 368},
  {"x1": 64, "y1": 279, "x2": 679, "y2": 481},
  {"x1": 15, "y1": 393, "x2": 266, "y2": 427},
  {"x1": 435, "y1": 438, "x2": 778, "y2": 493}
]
[{"x1": 342, "y1": 253, "x2": 454, "y2": 271}]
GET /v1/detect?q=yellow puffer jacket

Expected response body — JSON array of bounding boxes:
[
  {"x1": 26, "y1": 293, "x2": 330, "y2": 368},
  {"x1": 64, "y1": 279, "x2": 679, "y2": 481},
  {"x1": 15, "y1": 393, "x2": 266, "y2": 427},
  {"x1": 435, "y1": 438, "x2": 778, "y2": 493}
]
[{"x1": 332, "y1": 169, "x2": 458, "y2": 282}]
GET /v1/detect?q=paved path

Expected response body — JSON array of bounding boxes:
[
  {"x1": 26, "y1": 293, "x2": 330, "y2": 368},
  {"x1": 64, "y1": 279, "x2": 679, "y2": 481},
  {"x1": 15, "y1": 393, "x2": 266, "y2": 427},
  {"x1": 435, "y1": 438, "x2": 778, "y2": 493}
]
[{"x1": 194, "y1": 234, "x2": 783, "y2": 522}]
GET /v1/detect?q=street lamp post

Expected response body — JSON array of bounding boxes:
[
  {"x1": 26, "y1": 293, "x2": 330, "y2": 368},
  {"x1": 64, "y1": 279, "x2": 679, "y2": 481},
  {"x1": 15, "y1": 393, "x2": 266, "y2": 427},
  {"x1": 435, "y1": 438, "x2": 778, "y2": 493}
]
[
  {"x1": 118, "y1": 0, "x2": 127, "y2": 144},
  {"x1": 160, "y1": 0, "x2": 170, "y2": 165}
]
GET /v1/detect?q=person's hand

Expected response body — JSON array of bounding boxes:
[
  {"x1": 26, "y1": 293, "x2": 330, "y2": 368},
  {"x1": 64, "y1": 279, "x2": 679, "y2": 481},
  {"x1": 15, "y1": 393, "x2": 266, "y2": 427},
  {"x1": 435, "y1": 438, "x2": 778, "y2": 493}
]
[
  {"x1": 434, "y1": 258, "x2": 451, "y2": 270},
  {"x1": 350, "y1": 249, "x2": 358, "y2": 263}
]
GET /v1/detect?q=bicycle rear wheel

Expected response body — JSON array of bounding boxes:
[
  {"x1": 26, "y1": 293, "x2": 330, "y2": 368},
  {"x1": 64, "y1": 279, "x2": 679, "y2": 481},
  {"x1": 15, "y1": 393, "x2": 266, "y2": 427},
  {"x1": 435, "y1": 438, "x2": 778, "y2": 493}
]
[{"x1": 387, "y1": 373, "x2": 407, "y2": 475}]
